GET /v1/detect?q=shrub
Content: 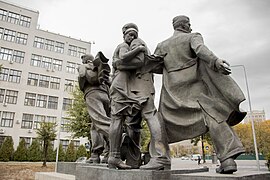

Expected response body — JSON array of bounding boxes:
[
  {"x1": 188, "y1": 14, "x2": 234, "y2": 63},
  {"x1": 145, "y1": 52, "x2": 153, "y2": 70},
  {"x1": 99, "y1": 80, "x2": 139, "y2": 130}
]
[
  {"x1": 14, "y1": 138, "x2": 28, "y2": 161},
  {"x1": 76, "y1": 145, "x2": 87, "y2": 159},
  {"x1": 65, "y1": 141, "x2": 76, "y2": 162},
  {"x1": 0, "y1": 136, "x2": 14, "y2": 161},
  {"x1": 27, "y1": 139, "x2": 42, "y2": 161}
]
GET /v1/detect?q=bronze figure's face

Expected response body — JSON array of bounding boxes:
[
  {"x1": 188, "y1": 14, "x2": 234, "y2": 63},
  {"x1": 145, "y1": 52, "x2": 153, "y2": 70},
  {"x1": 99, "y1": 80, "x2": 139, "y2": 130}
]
[
  {"x1": 124, "y1": 30, "x2": 137, "y2": 45},
  {"x1": 182, "y1": 21, "x2": 192, "y2": 33}
]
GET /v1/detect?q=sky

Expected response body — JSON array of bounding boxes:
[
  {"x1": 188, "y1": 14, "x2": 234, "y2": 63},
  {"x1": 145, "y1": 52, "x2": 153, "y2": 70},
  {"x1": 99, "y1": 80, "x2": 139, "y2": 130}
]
[{"x1": 6, "y1": 0, "x2": 270, "y2": 119}]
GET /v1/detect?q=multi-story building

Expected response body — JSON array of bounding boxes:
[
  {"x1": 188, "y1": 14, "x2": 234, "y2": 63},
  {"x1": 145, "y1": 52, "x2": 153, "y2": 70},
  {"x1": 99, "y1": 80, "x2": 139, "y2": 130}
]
[
  {"x1": 0, "y1": 0, "x2": 92, "y2": 151},
  {"x1": 243, "y1": 110, "x2": 266, "y2": 123}
]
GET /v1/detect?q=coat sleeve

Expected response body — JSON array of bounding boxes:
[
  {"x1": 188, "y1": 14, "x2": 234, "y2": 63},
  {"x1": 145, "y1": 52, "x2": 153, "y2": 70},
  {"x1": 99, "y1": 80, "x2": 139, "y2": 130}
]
[{"x1": 190, "y1": 33, "x2": 218, "y2": 70}]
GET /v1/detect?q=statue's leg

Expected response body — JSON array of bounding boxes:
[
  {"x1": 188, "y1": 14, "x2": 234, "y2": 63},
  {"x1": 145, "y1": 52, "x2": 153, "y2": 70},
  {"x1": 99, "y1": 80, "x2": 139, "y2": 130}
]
[
  {"x1": 85, "y1": 91, "x2": 110, "y2": 137},
  {"x1": 205, "y1": 114, "x2": 245, "y2": 174},
  {"x1": 125, "y1": 114, "x2": 142, "y2": 168},
  {"x1": 140, "y1": 97, "x2": 171, "y2": 170},
  {"x1": 108, "y1": 114, "x2": 131, "y2": 169},
  {"x1": 88, "y1": 126, "x2": 104, "y2": 163},
  {"x1": 101, "y1": 133, "x2": 109, "y2": 163}
]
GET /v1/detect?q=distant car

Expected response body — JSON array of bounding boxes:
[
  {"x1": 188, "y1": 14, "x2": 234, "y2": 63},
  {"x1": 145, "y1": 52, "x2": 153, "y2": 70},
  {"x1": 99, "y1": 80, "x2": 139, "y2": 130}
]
[
  {"x1": 181, "y1": 156, "x2": 189, "y2": 160},
  {"x1": 76, "y1": 157, "x2": 87, "y2": 163},
  {"x1": 191, "y1": 154, "x2": 201, "y2": 161}
]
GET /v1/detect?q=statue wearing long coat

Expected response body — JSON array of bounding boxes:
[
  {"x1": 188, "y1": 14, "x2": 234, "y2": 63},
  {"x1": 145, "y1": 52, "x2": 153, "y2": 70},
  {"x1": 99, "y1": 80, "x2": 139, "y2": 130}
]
[{"x1": 154, "y1": 30, "x2": 246, "y2": 162}]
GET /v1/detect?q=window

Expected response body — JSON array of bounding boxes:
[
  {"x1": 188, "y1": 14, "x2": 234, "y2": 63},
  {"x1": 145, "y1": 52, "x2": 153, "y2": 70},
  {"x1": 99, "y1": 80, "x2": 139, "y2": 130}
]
[
  {"x1": 0, "y1": 9, "x2": 8, "y2": 21},
  {"x1": 27, "y1": 73, "x2": 39, "y2": 86},
  {"x1": 3, "y1": 29, "x2": 16, "y2": 42},
  {"x1": 68, "y1": 45, "x2": 77, "y2": 57},
  {"x1": 0, "y1": 68, "x2": 21, "y2": 83},
  {"x1": 19, "y1": 15, "x2": 31, "y2": 27},
  {"x1": 73, "y1": 140, "x2": 80, "y2": 150},
  {"x1": 6, "y1": 12, "x2": 20, "y2": 24},
  {"x1": 0, "y1": 68, "x2": 9, "y2": 81},
  {"x1": 60, "y1": 140, "x2": 69, "y2": 151},
  {"x1": 39, "y1": 75, "x2": 50, "y2": 88},
  {"x1": 20, "y1": 137, "x2": 31, "y2": 148},
  {"x1": 0, "y1": 136, "x2": 8, "y2": 149},
  {"x1": 0, "y1": 47, "x2": 13, "y2": 61},
  {"x1": 0, "y1": 89, "x2": 4, "y2": 103},
  {"x1": 64, "y1": 79, "x2": 74, "y2": 92},
  {"x1": 0, "y1": 27, "x2": 3, "y2": 39},
  {"x1": 46, "y1": 116, "x2": 56, "y2": 123},
  {"x1": 66, "y1": 61, "x2": 76, "y2": 73},
  {"x1": 0, "y1": 111, "x2": 15, "y2": 127},
  {"x1": 48, "y1": 96, "x2": 58, "y2": 109},
  {"x1": 30, "y1": 54, "x2": 42, "y2": 67},
  {"x1": 16, "y1": 32, "x2": 28, "y2": 45},
  {"x1": 24, "y1": 92, "x2": 36, "y2": 106},
  {"x1": 55, "y1": 41, "x2": 64, "y2": 53},
  {"x1": 21, "y1": 113, "x2": 34, "y2": 129},
  {"x1": 63, "y1": 98, "x2": 72, "y2": 110},
  {"x1": 36, "y1": 94, "x2": 47, "y2": 108},
  {"x1": 78, "y1": 47, "x2": 86, "y2": 58},
  {"x1": 5, "y1": 90, "x2": 18, "y2": 104},
  {"x1": 33, "y1": 115, "x2": 45, "y2": 129},
  {"x1": 13, "y1": 50, "x2": 25, "y2": 63},
  {"x1": 50, "y1": 76, "x2": 60, "y2": 89},
  {"x1": 44, "y1": 39, "x2": 54, "y2": 51},
  {"x1": 61, "y1": 118, "x2": 70, "y2": 132},
  {"x1": 33, "y1": 36, "x2": 44, "y2": 49},
  {"x1": 41, "y1": 56, "x2": 52, "y2": 69},
  {"x1": 8, "y1": 69, "x2": 21, "y2": 83},
  {"x1": 52, "y1": 59, "x2": 62, "y2": 71}
]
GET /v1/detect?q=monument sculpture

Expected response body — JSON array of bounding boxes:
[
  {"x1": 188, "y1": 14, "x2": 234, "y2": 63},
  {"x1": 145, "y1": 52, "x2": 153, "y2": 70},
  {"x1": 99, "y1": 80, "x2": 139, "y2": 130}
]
[
  {"x1": 77, "y1": 52, "x2": 111, "y2": 163},
  {"x1": 108, "y1": 23, "x2": 171, "y2": 170},
  {"x1": 152, "y1": 15, "x2": 246, "y2": 174}
]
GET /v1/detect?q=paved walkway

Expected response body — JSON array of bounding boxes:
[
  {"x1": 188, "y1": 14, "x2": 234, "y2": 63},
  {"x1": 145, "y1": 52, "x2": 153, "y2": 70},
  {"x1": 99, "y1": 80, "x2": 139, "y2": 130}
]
[{"x1": 171, "y1": 158, "x2": 269, "y2": 173}]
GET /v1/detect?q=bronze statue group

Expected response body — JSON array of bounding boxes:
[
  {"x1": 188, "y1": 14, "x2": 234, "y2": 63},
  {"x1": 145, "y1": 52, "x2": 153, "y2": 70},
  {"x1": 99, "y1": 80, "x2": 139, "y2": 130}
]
[{"x1": 77, "y1": 15, "x2": 246, "y2": 174}]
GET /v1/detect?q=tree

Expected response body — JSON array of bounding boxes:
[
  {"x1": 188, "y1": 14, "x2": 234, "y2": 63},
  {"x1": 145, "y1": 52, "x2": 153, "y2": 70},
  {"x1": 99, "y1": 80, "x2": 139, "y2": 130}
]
[
  {"x1": 47, "y1": 142, "x2": 56, "y2": 162},
  {"x1": 13, "y1": 138, "x2": 28, "y2": 161},
  {"x1": 191, "y1": 132, "x2": 212, "y2": 163},
  {"x1": 234, "y1": 120, "x2": 270, "y2": 156},
  {"x1": 65, "y1": 141, "x2": 76, "y2": 162},
  {"x1": 67, "y1": 85, "x2": 91, "y2": 140},
  {"x1": 76, "y1": 145, "x2": 87, "y2": 159},
  {"x1": 255, "y1": 120, "x2": 270, "y2": 155},
  {"x1": 57, "y1": 143, "x2": 66, "y2": 162},
  {"x1": 0, "y1": 136, "x2": 14, "y2": 161},
  {"x1": 27, "y1": 139, "x2": 42, "y2": 161},
  {"x1": 141, "y1": 121, "x2": 151, "y2": 152},
  {"x1": 233, "y1": 123, "x2": 254, "y2": 154},
  {"x1": 36, "y1": 122, "x2": 57, "y2": 167}
]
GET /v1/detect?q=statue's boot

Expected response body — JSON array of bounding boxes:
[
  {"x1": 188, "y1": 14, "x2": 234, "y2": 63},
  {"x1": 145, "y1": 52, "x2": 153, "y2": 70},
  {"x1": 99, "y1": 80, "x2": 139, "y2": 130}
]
[
  {"x1": 216, "y1": 158, "x2": 237, "y2": 174},
  {"x1": 87, "y1": 153, "x2": 100, "y2": 164},
  {"x1": 108, "y1": 157, "x2": 132, "y2": 169},
  {"x1": 140, "y1": 158, "x2": 171, "y2": 170},
  {"x1": 101, "y1": 152, "x2": 109, "y2": 164}
]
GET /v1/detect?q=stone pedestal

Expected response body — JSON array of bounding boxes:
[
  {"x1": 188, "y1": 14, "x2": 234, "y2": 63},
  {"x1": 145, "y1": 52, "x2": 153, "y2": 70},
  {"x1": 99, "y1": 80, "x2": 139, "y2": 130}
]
[
  {"x1": 49, "y1": 162, "x2": 270, "y2": 180},
  {"x1": 57, "y1": 162, "x2": 208, "y2": 180}
]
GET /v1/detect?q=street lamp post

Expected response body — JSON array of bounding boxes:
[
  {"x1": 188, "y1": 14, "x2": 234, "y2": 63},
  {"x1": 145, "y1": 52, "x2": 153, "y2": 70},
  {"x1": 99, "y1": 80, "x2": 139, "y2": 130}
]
[
  {"x1": 55, "y1": 117, "x2": 61, "y2": 172},
  {"x1": 231, "y1": 65, "x2": 260, "y2": 171}
]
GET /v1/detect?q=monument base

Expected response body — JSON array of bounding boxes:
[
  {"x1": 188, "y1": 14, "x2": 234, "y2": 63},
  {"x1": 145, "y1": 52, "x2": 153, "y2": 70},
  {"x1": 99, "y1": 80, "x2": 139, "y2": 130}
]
[{"x1": 40, "y1": 162, "x2": 270, "y2": 180}]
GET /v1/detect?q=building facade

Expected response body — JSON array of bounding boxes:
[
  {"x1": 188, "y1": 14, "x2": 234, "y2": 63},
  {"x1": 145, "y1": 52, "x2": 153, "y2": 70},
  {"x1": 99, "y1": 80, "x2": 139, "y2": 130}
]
[
  {"x1": 243, "y1": 110, "x2": 266, "y2": 124},
  {"x1": 0, "y1": 0, "x2": 92, "y2": 151}
]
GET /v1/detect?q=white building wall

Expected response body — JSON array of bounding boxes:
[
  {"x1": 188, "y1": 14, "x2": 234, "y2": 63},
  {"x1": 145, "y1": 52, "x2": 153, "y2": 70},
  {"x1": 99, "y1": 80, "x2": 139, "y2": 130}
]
[{"x1": 0, "y1": 0, "x2": 91, "y2": 150}]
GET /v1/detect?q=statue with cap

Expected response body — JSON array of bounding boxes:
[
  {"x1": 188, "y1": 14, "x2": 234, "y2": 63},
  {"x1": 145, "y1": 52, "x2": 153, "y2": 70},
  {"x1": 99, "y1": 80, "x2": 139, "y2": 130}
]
[
  {"x1": 78, "y1": 52, "x2": 111, "y2": 164},
  {"x1": 153, "y1": 15, "x2": 246, "y2": 174},
  {"x1": 108, "y1": 23, "x2": 171, "y2": 170}
]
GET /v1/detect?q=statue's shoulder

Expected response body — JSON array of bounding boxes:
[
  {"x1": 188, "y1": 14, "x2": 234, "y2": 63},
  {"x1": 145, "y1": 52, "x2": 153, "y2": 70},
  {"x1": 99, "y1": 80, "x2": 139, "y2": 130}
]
[{"x1": 116, "y1": 42, "x2": 129, "y2": 49}]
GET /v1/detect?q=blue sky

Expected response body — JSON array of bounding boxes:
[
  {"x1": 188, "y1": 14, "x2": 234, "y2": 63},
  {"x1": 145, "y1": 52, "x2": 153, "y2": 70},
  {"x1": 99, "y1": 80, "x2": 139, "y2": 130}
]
[{"x1": 7, "y1": 0, "x2": 270, "y2": 119}]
